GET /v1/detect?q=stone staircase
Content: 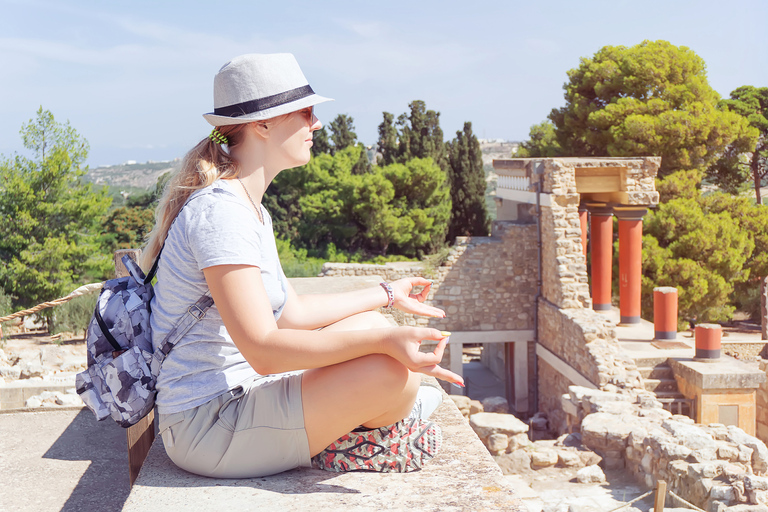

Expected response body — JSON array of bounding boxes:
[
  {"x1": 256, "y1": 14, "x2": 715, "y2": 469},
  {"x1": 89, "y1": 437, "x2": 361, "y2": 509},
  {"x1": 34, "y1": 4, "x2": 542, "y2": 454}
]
[{"x1": 634, "y1": 356, "x2": 695, "y2": 418}]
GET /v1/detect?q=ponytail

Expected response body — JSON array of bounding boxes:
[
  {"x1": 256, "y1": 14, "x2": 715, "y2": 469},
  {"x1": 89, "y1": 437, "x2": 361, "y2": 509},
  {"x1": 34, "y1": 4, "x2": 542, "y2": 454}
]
[{"x1": 141, "y1": 123, "x2": 251, "y2": 269}]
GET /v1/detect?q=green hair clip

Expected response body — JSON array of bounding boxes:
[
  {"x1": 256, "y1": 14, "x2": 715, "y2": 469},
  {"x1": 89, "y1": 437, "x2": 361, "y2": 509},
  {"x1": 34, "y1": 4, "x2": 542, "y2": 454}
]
[{"x1": 209, "y1": 127, "x2": 229, "y2": 145}]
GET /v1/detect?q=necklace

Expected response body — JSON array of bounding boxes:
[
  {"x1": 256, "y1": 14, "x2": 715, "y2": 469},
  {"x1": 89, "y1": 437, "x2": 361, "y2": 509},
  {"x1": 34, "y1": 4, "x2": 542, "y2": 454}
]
[{"x1": 237, "y1": 178, "x2": 263, "y2": 224}]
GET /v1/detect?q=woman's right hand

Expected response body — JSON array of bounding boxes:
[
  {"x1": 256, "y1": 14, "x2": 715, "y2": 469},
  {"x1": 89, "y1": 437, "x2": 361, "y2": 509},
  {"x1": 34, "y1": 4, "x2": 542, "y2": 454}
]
[{"x1": 383, "y1": 327, "x2": 465, "y2": 387}]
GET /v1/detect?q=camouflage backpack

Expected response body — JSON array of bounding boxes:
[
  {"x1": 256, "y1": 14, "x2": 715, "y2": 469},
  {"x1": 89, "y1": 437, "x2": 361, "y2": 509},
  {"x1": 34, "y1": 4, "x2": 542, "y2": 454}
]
[{"x1": 75, "y1": 254, "x2": 212, "y2": 427}]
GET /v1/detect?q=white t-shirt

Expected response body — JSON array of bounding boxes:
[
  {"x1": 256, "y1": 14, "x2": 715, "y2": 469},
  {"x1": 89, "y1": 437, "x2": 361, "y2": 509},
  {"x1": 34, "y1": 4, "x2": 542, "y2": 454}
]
[{"x1": 149, "y1": 179, "x2": 289, "y2": 415}]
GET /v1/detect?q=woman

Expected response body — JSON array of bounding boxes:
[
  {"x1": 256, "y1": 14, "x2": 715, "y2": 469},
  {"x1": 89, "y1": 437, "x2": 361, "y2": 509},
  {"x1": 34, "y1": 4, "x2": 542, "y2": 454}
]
[{"x1": 141, "y1": 53, "x2": 463, "y2": 478}]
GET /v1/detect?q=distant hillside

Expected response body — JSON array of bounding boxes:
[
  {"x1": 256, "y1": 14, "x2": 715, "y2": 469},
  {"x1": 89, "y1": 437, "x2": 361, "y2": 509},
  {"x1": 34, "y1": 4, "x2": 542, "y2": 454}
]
[
  {"x1": 86, "y1": 140, "x2": 517, "y2": 197},
  {"x1": 84, "y1": 160, "x2": 181, "y2": 192}
]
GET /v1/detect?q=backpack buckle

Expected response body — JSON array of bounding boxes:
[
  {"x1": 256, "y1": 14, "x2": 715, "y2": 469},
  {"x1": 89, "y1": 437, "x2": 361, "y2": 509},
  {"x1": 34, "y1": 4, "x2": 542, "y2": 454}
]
[{"x1": 188, "y1": 304, "x2": 207, "y2": 320}]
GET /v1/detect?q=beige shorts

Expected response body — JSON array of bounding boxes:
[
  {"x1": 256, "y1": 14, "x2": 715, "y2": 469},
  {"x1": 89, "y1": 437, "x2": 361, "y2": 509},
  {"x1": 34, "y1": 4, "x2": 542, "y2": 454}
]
[{"x1": 157, "y1": 371, "x2": 312, "y2": 478}]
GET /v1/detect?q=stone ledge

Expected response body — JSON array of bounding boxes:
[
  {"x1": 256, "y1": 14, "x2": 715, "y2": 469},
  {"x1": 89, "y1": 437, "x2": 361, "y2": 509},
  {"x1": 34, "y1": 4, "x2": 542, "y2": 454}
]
[
  {"x1": 123, "y1": 380, "x2": 525, "y2": 511},
  {"x1": 670, "y1": 356, "x2": 767, "y2": 390}
]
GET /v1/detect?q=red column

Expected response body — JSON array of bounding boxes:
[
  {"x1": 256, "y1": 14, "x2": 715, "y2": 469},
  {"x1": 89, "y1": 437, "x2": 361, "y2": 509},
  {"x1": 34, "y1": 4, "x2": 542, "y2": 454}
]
[
  {"x1": 695, "y1": 324, "x2": 722, "y2": 360},
  {"x1": 614, "y1": 206, "x2": 647, "y2": 325},
  {"x1": 578, "y1": 205, "x2": 588, "y2": 258},
  {"x1": 587, "y1": 203, "x2": 614, "y2": 311},
  {"x1": 654, "y1": 287, "x2": 678, "y2": 339}
]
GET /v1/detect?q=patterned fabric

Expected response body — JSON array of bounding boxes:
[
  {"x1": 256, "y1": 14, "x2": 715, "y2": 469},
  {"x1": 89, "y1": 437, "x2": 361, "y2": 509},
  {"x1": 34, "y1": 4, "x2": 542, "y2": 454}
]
[
  {"x1": 75, "y1": 255, "x2": 211, "y2": 427},
  {"x1": 312, "y1": 418, "x2": 442, "y2": 473}
]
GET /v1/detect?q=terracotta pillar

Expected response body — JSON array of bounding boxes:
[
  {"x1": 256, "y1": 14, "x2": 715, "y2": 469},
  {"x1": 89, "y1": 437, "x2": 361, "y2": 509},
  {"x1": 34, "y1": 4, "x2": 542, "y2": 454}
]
[
  {"x1": 587, "y1": 203, "x2": 613, "y2": 311},
  {"x1": 614, "y1": 206, "x2": 647, "y2": 325},
  {"x1": 695, "y1": 324, "x2": 722, "y2": 360},
  {"x1": 578, "y1": 204, "x2": 588, "y2": 258},
  {"x1": 654, "y1": 287, "x2": 678, "y2": 340}
]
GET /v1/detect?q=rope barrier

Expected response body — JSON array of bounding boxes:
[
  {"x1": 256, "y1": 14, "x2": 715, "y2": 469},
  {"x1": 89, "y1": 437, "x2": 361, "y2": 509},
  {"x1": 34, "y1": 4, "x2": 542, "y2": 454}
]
[
  {"x1": 668, "y1": 490, "x2": 707, "y2": 511},
  {"x1": 0, "y1": 282, "x2": 104, "y2": 323},
  {"x1": 606, "y1": 489, "x2": 654, "y2": 512}
]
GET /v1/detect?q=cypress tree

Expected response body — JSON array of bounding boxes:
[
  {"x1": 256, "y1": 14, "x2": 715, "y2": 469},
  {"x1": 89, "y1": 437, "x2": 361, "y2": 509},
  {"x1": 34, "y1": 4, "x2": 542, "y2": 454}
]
[
  {"x1": 376, "y1": 112, "x2": 398, "y2": 166},
  {"x1": 447, "y1": 122, "x2": 490, "y2": 241}
]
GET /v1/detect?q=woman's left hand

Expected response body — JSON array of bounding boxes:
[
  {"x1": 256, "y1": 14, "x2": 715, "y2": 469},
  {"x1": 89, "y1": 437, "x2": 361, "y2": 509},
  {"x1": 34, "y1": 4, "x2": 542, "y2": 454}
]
[{"x1": 389, "y1": 277, "x2": 445, "y2": 318}]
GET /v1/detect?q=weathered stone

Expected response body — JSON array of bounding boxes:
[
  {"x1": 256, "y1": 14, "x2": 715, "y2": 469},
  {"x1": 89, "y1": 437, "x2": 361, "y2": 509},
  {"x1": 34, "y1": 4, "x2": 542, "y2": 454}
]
[
  {"x1": 688, "y1": 462, "x2": 720, "y2": 479},
  {"x1": 495, "y1": 450, "x2": 531, "y2": 475},
  {"x1": 661, "y1": 442, "x2": 692, "y2": 461},
  {"x1": 24, "y1": 396, "x2": 42, "y2": 408},
  {"x1": 557, "y1": 450, "x2": 582, "y2": 468},
  {"x1": 576, "y1": 465, "x2": 605, "y2": 484},
  {"x1": 469, "y1": 400, "x2": 483, "y2": 415},
  {"x1": 56, "y1": 392, "x2": 83, "y2": 407},
  {"x1": 482, "y1": 396, "x2": 510, "y2": 414},
  {"x1": 508, "y1": 433, "x2": 532, "y2": 452},
  {"x1": 669, "y1": 460, "x2": 689, "y2": 477},
  {"x1": 727, "y1": 426, "x2": 768, "y2": 475},
  {"x1": 719, "y1": 445, "x2": 741, "y2": 462},
  {"x1": 530, "y1": 449, "x2": 558, "y2": 468},
  {"x1": 556, "y1": 432, "x2": 582, "y2": 448},
  {"x1": 710, "y1": 485, "x2": 735, "y2": 503},
  {"x1": 469, "y1": 412, "x2": 528, "y2": 440},
  {"x1": 745, "y1": 475, "x2": 768, "y2": 491},
  {"x1": 577, "y1": 450, "x2": 602, "y2": 467},
  {"x1": 449, "y1": 395, "x2": 471, "y2": 413},
  {"x1": 0, "y1": 364, "x2": 21, "y2": 379},
  {"x1": 722, "y1": 463, "x2": 748, "y2": 483},
  {"x1": 662, "y1": 419, "x2": 714, "y2": 450},
  {"x1": 39, "y1": 345, "x2": 67, "y2": 367},
  {"x1": 487, "y1": 434, "x2": 509, "y2": 455},
  {"x1": 581, "y1": 413, "x2": 634, "y2": 452},
  {"x1": 688, "y1": 447, "x2": 718, "y2": 463},
  {"x1": 19, "y1": 362, "x2": 45, "y2": 379}
]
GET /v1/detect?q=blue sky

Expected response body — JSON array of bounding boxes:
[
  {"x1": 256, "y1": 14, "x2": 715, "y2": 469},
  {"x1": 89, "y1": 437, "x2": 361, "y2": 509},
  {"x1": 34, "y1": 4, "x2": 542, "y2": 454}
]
[{"x1": 1, "y1": 0, "x2": 766, "y2": 167}]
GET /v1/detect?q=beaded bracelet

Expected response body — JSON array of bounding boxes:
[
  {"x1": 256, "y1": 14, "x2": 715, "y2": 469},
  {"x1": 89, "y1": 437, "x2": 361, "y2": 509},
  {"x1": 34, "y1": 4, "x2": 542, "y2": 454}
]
[{"x1": 379, "y1": 282, "x2": 395, "y2": 309}]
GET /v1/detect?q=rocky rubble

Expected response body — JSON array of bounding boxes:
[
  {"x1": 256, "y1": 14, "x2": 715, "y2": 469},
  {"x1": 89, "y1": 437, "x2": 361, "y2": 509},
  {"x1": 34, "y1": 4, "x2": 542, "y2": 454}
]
[
  {"x1": 0, "y1": 341, "x2": 86, "y2": 410},
  {"x1": 457, "y1": 389, "x2": 768, "y2": 512},
  {"x1": 567, "y1": 386, "x2": 768, "y2": 512}
]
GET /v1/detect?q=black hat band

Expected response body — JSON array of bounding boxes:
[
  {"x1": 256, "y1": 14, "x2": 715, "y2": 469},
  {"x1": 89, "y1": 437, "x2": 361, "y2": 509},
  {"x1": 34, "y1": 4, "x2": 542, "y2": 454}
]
[{"x1": 213, "y1": 85, "x2": 315, "y2": 118}]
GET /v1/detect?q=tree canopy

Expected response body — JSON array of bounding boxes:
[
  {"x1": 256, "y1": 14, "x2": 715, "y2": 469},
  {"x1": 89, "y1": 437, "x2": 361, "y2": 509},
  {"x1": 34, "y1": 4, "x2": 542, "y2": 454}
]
[
  {"x1": 0, "y1": 108, "x2": 112, "y2": 313},
  {"x1": 265, "y1": 144, "x2": 450, "y2": 257},
  {"x1": 547, "y1": 40, "x2": 754, "y2": 177},
  {"x1": 707, "y1": 86, "x2": 768, "y2": 203},
  {"x1": 447, "y1": 122, "x2": 489, "y2": 239}
]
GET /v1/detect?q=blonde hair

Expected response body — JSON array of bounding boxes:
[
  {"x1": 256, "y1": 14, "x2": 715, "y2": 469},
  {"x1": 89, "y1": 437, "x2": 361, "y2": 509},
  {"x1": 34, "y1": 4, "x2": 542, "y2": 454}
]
[{"x1": 140, "y1": 123, "x2": 251, "y2": 269}]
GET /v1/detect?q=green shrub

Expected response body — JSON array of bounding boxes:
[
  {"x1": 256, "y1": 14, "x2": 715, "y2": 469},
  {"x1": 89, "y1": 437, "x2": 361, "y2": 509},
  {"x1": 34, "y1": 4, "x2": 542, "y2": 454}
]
[{"x1": 49, "y1": 292, "x2": 97, "y2": 340}]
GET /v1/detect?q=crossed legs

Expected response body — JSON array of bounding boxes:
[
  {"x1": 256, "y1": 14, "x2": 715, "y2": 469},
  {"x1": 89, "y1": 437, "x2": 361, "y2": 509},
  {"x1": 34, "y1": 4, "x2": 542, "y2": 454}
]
[{"x1": 300, "y1": 311, "x2": 421, "y2": 456}]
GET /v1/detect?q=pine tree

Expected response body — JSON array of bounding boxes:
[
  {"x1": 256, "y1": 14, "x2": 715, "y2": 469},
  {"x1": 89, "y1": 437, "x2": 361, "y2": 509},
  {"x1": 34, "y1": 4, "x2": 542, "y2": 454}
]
[
  {"x1": 311, "y1": 126, "x2": 331, "y2": 156},
  {"x1": 447, "y1": 122, "x2": 489, "y2": 241},
  {"x1": 328, "y1": 114, "x2": 357, "y2": 154},
  {"x1": 376, "y1": 112, "x2": 398, "y2": 166}
]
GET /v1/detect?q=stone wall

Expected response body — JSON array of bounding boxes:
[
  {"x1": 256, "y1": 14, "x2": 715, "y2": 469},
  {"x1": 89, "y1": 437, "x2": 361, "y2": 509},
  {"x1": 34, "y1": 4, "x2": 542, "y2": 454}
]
[
  {"x1": 757, "y1": 360, "x2": 768, "y2": 445},
  {"x1": 565, "y1": 385, "x2": 768, "y2": 511}
]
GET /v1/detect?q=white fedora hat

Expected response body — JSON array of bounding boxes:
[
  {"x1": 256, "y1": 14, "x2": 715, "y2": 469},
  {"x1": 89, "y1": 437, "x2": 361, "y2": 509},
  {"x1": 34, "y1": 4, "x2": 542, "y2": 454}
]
[{"x1": 203, "y1": 53, "x2": 333, "y2": 127}]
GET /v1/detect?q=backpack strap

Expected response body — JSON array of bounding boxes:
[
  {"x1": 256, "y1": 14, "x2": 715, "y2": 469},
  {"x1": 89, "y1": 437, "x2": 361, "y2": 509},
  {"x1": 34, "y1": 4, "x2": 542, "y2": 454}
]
[{"x1": 149, "y1": 294, "x2": 214, "y2": 375}]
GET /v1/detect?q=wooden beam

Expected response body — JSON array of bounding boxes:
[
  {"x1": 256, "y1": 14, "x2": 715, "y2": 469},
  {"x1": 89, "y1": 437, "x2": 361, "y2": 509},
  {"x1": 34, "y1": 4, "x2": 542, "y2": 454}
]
[{"x1": 115, "y1": 249, "x2": 157, "y2": 487}]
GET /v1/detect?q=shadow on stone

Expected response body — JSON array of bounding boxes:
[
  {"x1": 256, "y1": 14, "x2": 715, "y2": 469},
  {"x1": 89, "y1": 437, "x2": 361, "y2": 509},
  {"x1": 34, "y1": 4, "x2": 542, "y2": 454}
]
[{"x1": 42, "y1": 409, "x2": 129, "y2": 512}]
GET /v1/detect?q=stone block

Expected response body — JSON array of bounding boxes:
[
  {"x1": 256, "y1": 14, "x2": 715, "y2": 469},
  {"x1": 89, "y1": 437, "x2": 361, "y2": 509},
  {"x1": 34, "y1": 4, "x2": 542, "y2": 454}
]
[
  {"x1": 470, "y1": 412, "x2": 528, "y2": 440},
  {"x1": 662, "y1": 419, "x2": 715, "y2": 451},
  {"x1": 530, "y1": 449, "x2": 558, "y2": 468},
  {"x1": 719, "y1": 444, "x2": 741, "y2": 462},
  {"x1": 728, "y1": 426, "x2": 768, "y2": 474},
  {"x1": 557, "y1": 450, "x2": 582, "y2": 468},
  {"x1": 469, "y1": 400, "x2": 483, "y2": 415},
  {"x1": 495, "y1": 450, "x2": 532, "y2": 475},
  {"x1": 482, "y1": 396, "x2": 510, "y2": 414},
  {"x1": 488, "y1": 434, "x2": 509, "y2": 455},
  {"x1": 581, "y1": 413, "x2": 635, "y2": 452},
  {"x1": 576, "y1": 465, "x2": 605, "y2": 483}
]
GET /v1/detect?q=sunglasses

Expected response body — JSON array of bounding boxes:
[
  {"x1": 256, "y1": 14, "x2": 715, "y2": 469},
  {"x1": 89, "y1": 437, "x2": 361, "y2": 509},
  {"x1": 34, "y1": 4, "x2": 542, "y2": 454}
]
[{"x1": 297, "y1": 106, "x2": 315, "y2": 124}]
